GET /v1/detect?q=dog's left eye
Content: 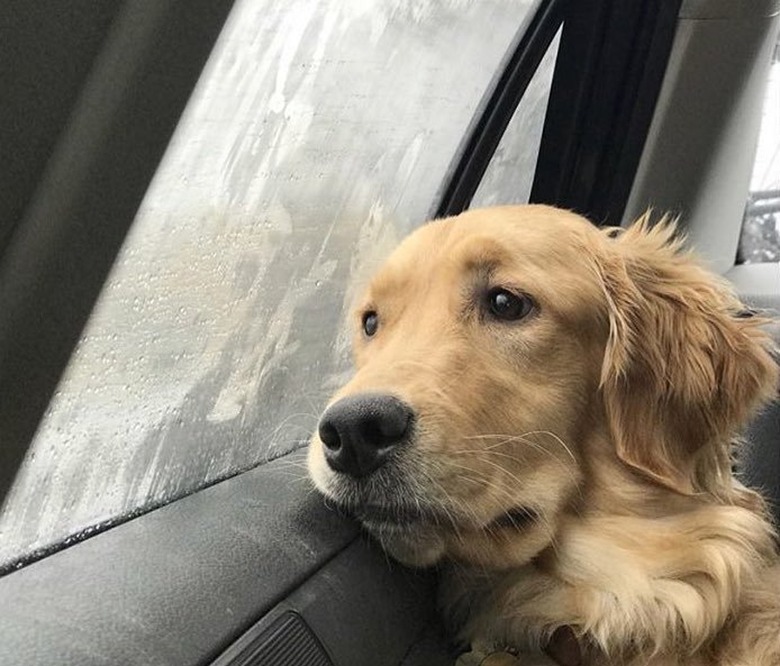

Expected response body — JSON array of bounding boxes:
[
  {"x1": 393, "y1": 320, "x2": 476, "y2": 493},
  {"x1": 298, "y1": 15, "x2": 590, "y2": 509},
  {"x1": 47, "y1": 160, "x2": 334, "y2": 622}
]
[
  {"x1": 362, "y1": 310, "x2": 379, "y2": 337},
  {"x1": 486, "y1": 288, "x2": 534, "y2": 321}
]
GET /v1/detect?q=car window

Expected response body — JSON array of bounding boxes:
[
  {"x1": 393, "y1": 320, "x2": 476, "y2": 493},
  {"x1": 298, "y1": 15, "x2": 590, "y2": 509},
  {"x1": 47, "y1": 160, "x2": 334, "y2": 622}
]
[
  {"x1": 738, "y1": 34, "x2": 779, "y2": 264},
  {"x1": 0, "y1": 0, "x2": 548, "y2": 569}
]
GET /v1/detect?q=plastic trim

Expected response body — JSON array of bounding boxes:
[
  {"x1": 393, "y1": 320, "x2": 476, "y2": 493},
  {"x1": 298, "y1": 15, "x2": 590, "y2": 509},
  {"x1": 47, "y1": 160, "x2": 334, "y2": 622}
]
[
  {"x1": 0, "y1": 453, "x2": 361, "y2": 666},
  {"x1": 529, "y1": 0, "x2": 684, "y2": 224},
  {"x1": 623, "y1": 2, "x2": 780, "y2": 273}
]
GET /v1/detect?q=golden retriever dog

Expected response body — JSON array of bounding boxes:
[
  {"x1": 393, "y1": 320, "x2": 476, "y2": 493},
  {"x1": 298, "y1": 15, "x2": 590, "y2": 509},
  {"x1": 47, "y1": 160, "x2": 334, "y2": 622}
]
[{"x1": 307, "y1": 205, "x2": 780, "y2": 665}]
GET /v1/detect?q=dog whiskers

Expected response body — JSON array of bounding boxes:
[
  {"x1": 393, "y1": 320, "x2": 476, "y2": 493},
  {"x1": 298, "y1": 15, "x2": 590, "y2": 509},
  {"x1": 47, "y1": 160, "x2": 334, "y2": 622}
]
[{"x1": 464, "y1": 430, "x2": 577, "y2": 462}]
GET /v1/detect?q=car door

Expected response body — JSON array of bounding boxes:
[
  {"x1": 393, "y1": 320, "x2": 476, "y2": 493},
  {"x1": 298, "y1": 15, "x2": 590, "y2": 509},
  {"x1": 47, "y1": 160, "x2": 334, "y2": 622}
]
[{"x1": 0, "y1": 1, "x2": 778, "y2": 665}]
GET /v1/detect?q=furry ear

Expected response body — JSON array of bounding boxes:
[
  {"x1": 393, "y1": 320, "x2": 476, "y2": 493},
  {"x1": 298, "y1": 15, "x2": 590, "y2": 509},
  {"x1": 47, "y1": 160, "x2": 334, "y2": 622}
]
[{"x1": 596, "y1": 214, "x2": 778, "y2": 495}]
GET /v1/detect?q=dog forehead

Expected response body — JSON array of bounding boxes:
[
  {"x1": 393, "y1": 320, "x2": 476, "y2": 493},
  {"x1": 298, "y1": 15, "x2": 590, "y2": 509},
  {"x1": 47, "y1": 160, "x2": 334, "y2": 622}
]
[{"x1": 373, "y1": 206, "x2": 598, "y2": 290}]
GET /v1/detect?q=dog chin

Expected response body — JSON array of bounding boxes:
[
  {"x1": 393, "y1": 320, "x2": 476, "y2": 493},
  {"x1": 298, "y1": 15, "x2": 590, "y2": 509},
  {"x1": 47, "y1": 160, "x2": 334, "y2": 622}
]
[
  {"x1": 325, "y1": 498, "x2": 450, "y2": 567},
  {"x1": 365, "y1": 507, "x2": 549, "y2": 570},
  {"x1": 315, "y1": 479, "x2": 453, "y2": 566},
  {"x1": 357, "y1": 500, "x2": 547, "y2": 570},
  {"x1": 365, "y1": 521, "x2": 448, "y2": 567}
]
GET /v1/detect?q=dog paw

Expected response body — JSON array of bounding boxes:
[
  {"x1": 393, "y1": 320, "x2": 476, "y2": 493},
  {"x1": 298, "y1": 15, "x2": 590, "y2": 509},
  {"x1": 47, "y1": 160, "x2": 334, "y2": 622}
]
[{"x1": 456, "y1": 649, "x2": 560, "y2": 666}]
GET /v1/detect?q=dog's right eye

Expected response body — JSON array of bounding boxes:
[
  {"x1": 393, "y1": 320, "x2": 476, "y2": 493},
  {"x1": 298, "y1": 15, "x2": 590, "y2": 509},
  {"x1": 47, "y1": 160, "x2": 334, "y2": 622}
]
[
  {"x1": 362, "y1": 310, "x2": 379, "y2": 337},
  {"x1": 486, "y1": 287, "x2": 534, "y2": 322}
]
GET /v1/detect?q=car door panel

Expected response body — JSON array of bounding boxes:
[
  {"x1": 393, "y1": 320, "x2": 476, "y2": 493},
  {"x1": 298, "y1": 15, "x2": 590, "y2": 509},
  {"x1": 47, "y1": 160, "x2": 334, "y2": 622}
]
[{"x1": 0, "y1": 454, "x2": 447, "y2": 666}]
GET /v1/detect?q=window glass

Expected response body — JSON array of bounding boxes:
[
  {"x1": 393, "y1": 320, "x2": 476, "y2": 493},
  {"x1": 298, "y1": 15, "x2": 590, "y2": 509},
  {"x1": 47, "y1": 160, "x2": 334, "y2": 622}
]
[
  {"x1": 738, "y1": 35, "x2": 780, "y2": 263},
  {"x1": 472, "y1": 31, "x2": 560, "y2": 208},
  {"x1": 0, "y1": 0, "x2": 543, "y2": 568}
]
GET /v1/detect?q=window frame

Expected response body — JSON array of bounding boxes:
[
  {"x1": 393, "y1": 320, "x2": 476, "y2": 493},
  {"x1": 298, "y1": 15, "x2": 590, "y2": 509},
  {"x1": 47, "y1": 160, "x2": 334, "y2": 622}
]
[{"x1": 434, "y1": 0, "x2": 684, "y2": 225}]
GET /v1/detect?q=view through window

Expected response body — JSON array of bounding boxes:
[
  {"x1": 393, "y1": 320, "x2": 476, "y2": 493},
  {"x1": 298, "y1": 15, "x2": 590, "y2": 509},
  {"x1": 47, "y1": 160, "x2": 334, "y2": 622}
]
[{"x1": 739, "y1": 35, "x2": 780, "y2": 263}]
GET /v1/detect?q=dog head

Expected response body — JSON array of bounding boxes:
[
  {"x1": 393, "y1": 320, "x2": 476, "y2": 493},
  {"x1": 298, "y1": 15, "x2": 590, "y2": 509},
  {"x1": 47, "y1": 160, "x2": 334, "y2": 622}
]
[{"x1": 308, "y1": 205, "x2": 778, "y2": 569}]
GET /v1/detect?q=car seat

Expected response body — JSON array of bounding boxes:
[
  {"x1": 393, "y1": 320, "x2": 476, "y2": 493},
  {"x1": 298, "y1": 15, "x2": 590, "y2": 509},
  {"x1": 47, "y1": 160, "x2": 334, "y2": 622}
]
[{"x1": 739, "y1": 322, "x2": 780, "y2": 526}]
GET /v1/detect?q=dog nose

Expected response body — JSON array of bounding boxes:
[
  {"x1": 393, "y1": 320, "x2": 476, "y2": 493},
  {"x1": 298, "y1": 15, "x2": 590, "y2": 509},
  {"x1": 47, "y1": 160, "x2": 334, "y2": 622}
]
[{"x1": 318, "y1": 393, "x2": 414, "y2": 478}]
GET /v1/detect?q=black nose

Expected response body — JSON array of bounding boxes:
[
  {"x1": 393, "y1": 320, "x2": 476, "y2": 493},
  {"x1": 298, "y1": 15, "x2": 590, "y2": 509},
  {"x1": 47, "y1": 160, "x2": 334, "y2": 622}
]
[{"x1": 318, "y1": 393, "x2": 414, "y2": 478}]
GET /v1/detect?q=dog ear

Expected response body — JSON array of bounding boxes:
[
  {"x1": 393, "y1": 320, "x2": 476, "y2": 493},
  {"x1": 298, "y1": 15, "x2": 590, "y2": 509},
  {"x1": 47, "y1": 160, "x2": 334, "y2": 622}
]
[{"x1": 596, "y1": 214, "x2": 778, "y2": 495}]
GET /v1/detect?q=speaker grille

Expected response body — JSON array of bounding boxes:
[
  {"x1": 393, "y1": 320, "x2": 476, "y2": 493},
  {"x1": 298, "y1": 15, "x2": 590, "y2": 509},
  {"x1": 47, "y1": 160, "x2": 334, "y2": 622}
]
[{"x1": 230, "y1": 611, "x2": 334, "y2": 666}]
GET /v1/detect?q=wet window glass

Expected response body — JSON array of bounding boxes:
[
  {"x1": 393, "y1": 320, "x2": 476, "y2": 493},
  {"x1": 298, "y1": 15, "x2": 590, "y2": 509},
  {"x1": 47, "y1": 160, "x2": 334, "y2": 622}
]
[
  {"x1": 0, "y1": 0, "x2": 546, "y2": 568},
  {"x1": 738, "y1": 36, "x2": 780, "y2": 263}
]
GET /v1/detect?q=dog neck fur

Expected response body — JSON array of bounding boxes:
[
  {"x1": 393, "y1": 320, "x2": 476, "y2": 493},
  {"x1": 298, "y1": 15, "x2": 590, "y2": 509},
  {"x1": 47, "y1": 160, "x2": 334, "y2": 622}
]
[{"x1": 441, "y1": 421, "x2": 778, "y2": 665}]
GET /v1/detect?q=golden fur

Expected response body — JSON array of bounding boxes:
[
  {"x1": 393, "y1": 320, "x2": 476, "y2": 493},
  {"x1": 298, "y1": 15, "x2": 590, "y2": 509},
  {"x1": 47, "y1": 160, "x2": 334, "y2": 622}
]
[{"x1": 308, "y1": 205, "x2": 780, "y2": 665}]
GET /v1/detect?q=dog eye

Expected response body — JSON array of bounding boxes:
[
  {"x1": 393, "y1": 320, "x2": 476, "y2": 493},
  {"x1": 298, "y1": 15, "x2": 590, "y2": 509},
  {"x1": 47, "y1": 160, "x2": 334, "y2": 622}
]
[
  {"x1": 486, "y1": 288, "x2": 534, "y2": 321},
  {"x1": 362, "y1": 310, "x2": 379, "y2": 337}
]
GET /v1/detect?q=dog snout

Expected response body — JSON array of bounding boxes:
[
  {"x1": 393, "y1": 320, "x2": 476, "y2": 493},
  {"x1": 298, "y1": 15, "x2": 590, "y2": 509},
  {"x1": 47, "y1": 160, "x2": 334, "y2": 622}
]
[{"x1": 318, "y1": 393, "x2": 414, "y2": 478}]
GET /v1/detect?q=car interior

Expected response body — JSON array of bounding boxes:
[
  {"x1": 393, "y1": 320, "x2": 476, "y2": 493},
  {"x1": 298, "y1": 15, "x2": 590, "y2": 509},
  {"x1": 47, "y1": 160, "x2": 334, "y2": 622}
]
[{"x1": 0, "y1": 1, "x2": 778, "y2": 665}]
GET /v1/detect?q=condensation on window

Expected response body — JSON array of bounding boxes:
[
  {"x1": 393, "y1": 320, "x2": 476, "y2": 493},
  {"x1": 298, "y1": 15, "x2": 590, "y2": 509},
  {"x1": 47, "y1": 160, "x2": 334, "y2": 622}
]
[
  {"x1": 472, "y1": 31, "x2": 560, "y2": 208},
  {"x1": 739, "y1": 36, "x2": 780, "y2": 263},
  {"x1": 0, "y1": 0, "x2": 545, "y2": 568}
]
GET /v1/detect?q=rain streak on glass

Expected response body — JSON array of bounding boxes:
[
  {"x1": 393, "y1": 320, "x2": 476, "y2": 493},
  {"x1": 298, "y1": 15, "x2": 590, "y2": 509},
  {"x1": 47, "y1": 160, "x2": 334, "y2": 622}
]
[{"x1": 0, "y1": 0, "x2": 549, "y2": 567}]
